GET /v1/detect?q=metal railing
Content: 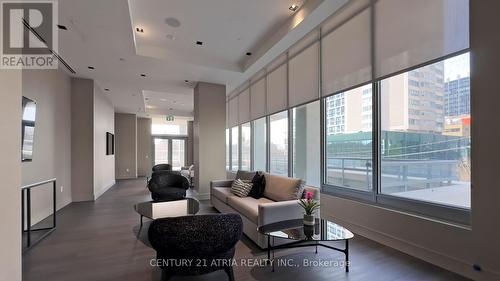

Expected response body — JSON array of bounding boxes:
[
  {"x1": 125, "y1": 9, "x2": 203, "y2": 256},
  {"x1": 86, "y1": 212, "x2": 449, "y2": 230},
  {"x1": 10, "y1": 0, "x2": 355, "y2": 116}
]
[
  {"x1": 21, "y1": 178, "x2": 57, "y2": 252},
  {"x1": 326, "y1": 157, "x2": 460, "y2": 191}
]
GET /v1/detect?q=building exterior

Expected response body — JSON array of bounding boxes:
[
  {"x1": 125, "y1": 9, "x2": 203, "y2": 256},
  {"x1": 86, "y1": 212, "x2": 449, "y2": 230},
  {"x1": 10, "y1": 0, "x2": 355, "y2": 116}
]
[
  {"x1": 326, "y1": 62, "x2": 446, "y2": 135},
  {"x1": 444, "y1": 76, "x2": 470, "y2": 117}
]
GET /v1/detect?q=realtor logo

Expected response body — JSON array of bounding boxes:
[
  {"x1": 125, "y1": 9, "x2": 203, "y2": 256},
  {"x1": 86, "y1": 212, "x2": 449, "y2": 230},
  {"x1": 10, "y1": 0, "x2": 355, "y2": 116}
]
[{"x1": 1, "y1": 0, "x2": 58, "y2": 69}]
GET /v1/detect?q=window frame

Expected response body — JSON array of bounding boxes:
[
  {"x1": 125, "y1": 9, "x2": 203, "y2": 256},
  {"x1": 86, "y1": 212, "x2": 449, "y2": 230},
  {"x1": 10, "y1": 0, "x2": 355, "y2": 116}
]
[{"x1": 320, "y1": 50, "x2": 471, "y2": 225}]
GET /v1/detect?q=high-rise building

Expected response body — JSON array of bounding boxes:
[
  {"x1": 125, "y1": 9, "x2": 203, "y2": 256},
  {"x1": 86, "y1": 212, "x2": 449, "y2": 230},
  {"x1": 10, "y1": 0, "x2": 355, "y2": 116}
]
[
  {"x1": 444, "y1": 76, "x2": 470, "y2": 117},
  {"x1": 326, "y1": 62, "x2": 445, "y2": 135}
]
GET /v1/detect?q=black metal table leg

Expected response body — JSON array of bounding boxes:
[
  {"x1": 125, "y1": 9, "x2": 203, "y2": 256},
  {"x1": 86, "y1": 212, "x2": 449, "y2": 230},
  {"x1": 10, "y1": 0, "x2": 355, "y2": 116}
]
[
  {"x1": 271, "y1": 237, "x2": 275, "y2": 272},
  {"x1": 345, "y1": 239, "x2": 349, "y2": 272},
  {"x1": 140, "y1": 215, "x2": 143, "y2": 228},
  {"x1": 267, "y1": 235, "x2": 271, "y2": 262}
]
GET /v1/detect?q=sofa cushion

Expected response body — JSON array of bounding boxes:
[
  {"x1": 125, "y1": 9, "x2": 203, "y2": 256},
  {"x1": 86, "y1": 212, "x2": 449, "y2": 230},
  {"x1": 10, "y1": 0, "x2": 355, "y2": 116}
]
[
  {"x1": 263, "y1": 173, "x2": 304, "y2": 202},
  {"x1": 235, "y1": 170, "x2": 257, "y2": 181},
  {"x1": 212, "y1": 187, "x2": 234, "y2": 204},
  {"x1": 227, "y1": 196, "x2": 274, "y2": 224},
  {"x1": 248, "y1": 172, "x2": 266, "y2": 199},
  {"x1": 230, "y1": 179, "x2": 253, "y2": 197}
]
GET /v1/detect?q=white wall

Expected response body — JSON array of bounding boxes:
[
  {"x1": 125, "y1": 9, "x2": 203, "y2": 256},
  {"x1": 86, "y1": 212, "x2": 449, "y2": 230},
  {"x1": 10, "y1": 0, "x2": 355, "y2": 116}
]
[
  {"x1": 71, "y1": 78, "x2": 94, "y2": 201},
  {"x1": 93, "y1": 85, "x2": 115, "y2": 198},
  {"x1": 137, "y1": 117, "x2": 152, "y2": 177},
  {"x1": 72, "y1": 78, "x2": 116, "y2": 201},
  {"x1": 0, "y1": 69, "x2": 22, "y2": 281},
  {"x1": 21, "y1": 69, "x2": 72, "y2": 224},
  {"x1": 194, "y1": 82, "x2": 226, "y2": 199},
  {"x1": 115, "y1": 113, "x2": 137, "y2": 179}
]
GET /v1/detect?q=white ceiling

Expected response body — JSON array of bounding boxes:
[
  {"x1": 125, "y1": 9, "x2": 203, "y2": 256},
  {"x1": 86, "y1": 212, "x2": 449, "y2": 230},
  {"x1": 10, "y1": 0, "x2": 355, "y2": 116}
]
[{"x1": 57, "y1": 0, "x2": 348, "y2": 117}]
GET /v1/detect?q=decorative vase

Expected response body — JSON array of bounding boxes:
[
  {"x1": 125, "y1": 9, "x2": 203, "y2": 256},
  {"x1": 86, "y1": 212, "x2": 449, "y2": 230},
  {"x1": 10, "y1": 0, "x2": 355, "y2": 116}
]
[{"x1": 303, "y1": 214, "x2": 315, "y2": 226}]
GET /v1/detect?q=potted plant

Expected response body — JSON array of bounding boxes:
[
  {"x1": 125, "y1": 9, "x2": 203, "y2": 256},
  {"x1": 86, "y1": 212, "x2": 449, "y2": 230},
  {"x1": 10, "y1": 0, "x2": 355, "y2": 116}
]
[{"x1": 298, "y1": 191, "x2": 320, "y2": 225}]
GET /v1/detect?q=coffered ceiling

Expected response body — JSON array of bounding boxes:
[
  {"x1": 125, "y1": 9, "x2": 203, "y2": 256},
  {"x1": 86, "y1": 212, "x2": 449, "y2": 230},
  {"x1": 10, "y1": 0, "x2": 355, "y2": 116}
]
[{"x1": 56, "y1": 0, "x2": 348, "y2": 117}]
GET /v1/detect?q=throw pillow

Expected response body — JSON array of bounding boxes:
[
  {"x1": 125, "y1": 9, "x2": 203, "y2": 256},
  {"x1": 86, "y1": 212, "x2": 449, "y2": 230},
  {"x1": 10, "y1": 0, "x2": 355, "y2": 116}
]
[
  {"x1": 230, "y1": 179, "x2": 253, "y2": 197},
  {"x1": 248, "y1": 172, "x2": 266, "y2": 199}
]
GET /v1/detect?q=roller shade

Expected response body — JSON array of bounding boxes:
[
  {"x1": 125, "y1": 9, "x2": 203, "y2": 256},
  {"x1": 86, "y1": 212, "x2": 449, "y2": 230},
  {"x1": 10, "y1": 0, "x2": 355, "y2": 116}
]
[
  {"x1": 238, "y1": 88, "x2": 250, "y2": 124},
  {"x1": 289, "y1": 41, "x2": 320, "y2": 107},
  {"x1": 250, "y1": 78, "x2": 266, "y2": 120},
  {"x1": 375, "y1": 0, "x2": 469, "y2": 78},
  {"x1": 228, "y1": 96, "x2": 238, "y2": 127},
  {"x1": 266, "y1": 63, "x2": 288, "y2": 114},
  {"x1": 322, "y1": 8, "x2": 371, "y2": 95}
]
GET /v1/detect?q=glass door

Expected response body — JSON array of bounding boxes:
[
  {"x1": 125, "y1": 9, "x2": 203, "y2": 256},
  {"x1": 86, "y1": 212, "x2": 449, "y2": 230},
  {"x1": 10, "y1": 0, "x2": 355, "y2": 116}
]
[
  {"x1": 154, "y1": 138, "x2": 169, "y2": 165},
  {"x1": 153, "y1": 137, "x2": 187, "y2": 170}
]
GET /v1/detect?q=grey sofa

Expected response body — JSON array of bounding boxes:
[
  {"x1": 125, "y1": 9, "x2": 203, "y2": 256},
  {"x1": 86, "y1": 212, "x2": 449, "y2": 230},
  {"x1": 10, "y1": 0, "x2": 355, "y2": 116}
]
[{"x1": 210, "y1": 170, "x2": 320, "y2": 249}]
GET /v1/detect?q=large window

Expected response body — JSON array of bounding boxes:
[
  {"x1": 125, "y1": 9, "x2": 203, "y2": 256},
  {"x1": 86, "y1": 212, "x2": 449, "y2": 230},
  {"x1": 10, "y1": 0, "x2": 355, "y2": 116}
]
[
  {"x1": 270, "y1": 111, "x2": 288, "y2": 176},
  {"x1": 231, "y1": 126, "x2": 239, "y2": 171},
  {"x1": 292, "y1": 101, "x2": 321, "y2": 187},
  {"x1": 253, "y1": 117, "x2": 267, "y2": 171},
  {"x1": 325, "y1": 85, "x2": 373, "y2": 191},
  {"x1": 226, "y1": 129, "x2": 230, "y2": 170},
  {"x1": 380, "y1": 53, "x2": 470, "y2": 209},
  {"x1": 241, "y1": 123, "x2": 251, "y2": 171}
]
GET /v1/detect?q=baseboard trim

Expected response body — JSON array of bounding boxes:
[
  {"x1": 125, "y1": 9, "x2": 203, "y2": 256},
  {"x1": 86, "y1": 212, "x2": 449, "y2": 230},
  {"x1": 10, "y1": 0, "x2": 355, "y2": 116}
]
[
  {"x1": 321, "y1": 213, "x2": 497, "y2": 280},
  {"x1": 197, "y1": 192, "x2": 210, "y2": 200},
  {"x1": 94, "y1": 180, "x2": 116, "y2": 200}
]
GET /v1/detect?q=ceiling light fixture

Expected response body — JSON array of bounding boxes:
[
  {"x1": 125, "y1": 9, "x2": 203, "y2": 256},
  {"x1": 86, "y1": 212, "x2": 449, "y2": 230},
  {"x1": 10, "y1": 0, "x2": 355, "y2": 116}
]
[
  {"x1": 136, "y1": 27, "x2": 144, "y2": 33},
  {"x1": 104, "y1": 88, "x2": 110, "y2": 91},
  {"x1": 289, "y1": 4, "x2": 299, "y2": 11},
  {"x1": 57, "y1": 24, "x2": 67, "y2": 30},
  {"x1": 184, "y1": 80, "x2": 189, "y2": 83},
  {"x1": 165, "y1": 17, "x2": 181, "y2": 28},
  {"x1": 246, "y1": 52, "x2": 252, "y2": 56},
  {"x1": 196, "y1": 41, "x2": 203, "y2": 46},
  {"x1": 140, "y1": 74, "x2": 146, "y2": 77},
  {"x1": 88, "y1": 66, "x2": 95, "y2": 70}
]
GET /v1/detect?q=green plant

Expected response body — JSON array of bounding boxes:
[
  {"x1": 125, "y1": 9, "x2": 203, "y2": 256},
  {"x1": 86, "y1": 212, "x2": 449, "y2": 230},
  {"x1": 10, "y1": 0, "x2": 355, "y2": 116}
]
[{"x1": 298, "y1": 191, "x2": 320, "y2": 216}]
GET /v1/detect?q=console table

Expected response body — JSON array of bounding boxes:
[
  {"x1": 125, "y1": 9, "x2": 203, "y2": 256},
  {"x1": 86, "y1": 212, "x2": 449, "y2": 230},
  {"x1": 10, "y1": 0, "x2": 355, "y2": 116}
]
[{"x1": 21, "y1": 178, "x2": 57, "y2": 252}]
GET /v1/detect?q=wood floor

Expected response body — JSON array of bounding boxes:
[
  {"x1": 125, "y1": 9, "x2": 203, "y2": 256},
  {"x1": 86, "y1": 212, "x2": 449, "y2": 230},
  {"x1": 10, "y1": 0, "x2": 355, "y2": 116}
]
[{"x1": 22, "y1": 178, "x2": 470, "y2": 281}]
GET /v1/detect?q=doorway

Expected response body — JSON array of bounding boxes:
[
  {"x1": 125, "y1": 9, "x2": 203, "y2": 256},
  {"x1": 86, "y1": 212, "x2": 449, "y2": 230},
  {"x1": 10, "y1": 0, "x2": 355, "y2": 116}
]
[{"x1": 153, "y1": 137, "x2": 187, "y2": 170}]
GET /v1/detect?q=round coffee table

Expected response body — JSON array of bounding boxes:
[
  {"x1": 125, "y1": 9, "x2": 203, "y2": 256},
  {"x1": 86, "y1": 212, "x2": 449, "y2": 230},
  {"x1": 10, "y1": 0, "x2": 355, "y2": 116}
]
[
  {"x1": 258, "y1": 218, "x2": 354, "y2": 272},
  {"x1": 134, "y1": 197, "x2": 200, "y2": 228}
]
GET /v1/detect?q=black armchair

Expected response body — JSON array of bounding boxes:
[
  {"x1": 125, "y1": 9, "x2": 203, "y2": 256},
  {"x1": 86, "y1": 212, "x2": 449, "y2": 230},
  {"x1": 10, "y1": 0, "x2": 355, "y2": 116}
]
[
  {"x1": 148, "y1": 214, "x2": 243, "y2": 281},
  {"x1": 148, "y1": 171, "x2": 190, "y2": 201},
  {"x1": 152, "y1": 164, "x2": 172, "y2": 172}
]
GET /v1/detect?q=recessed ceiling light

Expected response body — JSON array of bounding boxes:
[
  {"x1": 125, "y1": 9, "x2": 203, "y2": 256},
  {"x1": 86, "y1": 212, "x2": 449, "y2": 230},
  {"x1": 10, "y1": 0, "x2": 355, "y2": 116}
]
[
  {"x1": 88, "y1": 66, "x2": 95, "y2": 70},
  {"x1": 166, "y1": 34, "x2": 176, "y2": 40},
  {"x1": 289, "y1": 4, "x2": 299, "y2": 11},
  {"x1": 136, "y1": 27, "x2": 144, "y2": 33},
  {"x1": 104, "y1": 88, "x2": 110, "y2": 91},
  {"x1": 246, "y1": 52, "x2": 252, "y2": 56},
  {"x1": 57, "y1": 24, "x2": 67, "y2": 30},
  {"x1": 184, "y1": 80, "x2": 189, "y2": 83},
  {"x1": 140, "y1": 74, "x2": 146, "y2": 77},
  {"x1": 196, "y1": 41, "x2": 203, "y2": 46},
  {"x1": 165, "y1": 17, "x2": 181, "y2": 28}
]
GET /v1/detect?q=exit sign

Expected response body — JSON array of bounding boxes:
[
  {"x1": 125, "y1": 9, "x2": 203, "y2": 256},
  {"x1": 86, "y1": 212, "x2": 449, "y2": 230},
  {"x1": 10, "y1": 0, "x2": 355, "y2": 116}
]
[{"x1": 166, "y1": 115, "x2": 175, "y2": 121}]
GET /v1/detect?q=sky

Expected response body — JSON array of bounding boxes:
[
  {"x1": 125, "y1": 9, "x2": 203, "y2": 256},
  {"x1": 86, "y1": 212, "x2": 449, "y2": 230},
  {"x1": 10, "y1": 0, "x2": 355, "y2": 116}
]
[{"x1": 444, "y1": 52, "x2": 470, "y2": 81}]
